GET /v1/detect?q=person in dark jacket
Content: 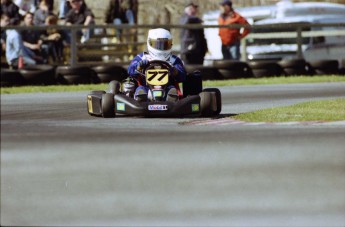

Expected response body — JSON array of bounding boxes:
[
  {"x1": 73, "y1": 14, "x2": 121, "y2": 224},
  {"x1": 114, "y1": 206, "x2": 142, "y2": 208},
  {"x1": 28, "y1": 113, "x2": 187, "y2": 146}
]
[
  {"x1": 1, "y1": 0, "x2": 21, "y2": 25},
  {"x1": 180, "y1": 2, "x2": 207, "y2": 65}
]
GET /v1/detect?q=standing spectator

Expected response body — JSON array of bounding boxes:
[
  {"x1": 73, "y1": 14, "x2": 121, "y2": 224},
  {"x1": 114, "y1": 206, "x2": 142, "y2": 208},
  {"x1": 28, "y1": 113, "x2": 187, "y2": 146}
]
[
  {"x1": 180, "y1": 2, "x2": 207, "y2": 65},
  {"x1": 34, "y1": 0, "x2": 53, "y2": 11},
  {"x1": 33, "y1": 0, "x2": 55, "y2": 25},
  {"x1": 21, "y1": 12, "x2": 47, "y2": 63},
  {"x1": 1, "y1": 0, "x2": 21, "y2": 25},
  {"x1": 218, "y1": 0, "x2": 250, "y2": 60},
  {"x1": 105, "y1": 0, "x2": 135, "y2": 41},
  {"x1": 1, "y1": 13, "x2": 36, "y2": 67},
  {"x1": 65, "y1": 0, "x2": 95, "y2": 43},
  {"x1": 14, "y1": 0, "x2": 36, "y2": 16},
  {"x1": 58, "y1": 0, "x2": 70, "y2": 19}
]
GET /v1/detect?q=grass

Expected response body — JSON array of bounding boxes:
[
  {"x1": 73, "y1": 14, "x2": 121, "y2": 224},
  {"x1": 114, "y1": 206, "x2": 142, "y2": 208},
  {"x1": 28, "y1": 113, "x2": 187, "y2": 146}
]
[
  {"x1": 1, "y1": 75, "x2": 344, "y2": 94},
  {"x1": 233, "y1": 98, "x2": 345, "y2": 122}
]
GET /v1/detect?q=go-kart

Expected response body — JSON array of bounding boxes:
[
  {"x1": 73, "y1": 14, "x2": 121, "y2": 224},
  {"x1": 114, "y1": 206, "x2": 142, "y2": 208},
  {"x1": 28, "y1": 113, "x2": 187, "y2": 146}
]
[{"x1": 87, "y1": 60, "x2": 221, "y2": 118}]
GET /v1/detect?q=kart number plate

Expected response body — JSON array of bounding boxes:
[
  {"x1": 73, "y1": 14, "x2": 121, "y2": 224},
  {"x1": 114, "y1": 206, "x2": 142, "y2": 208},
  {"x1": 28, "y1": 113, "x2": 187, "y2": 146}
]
[
  {"x1": 148, "y1": 105, "x2": 168, "y2": 111},
  {"x1": 146, "y1": 69, "x2": 169, "y2": 86}
]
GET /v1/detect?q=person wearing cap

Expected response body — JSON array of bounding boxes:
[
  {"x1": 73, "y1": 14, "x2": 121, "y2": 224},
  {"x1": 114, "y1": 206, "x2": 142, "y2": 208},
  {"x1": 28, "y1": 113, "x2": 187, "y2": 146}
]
[
  {"x1": 218, "y1": 0, "x2": 250, "y2": 60},
  {"x1": 180, "y1": 2, "x2": 208, "y2": 65}
]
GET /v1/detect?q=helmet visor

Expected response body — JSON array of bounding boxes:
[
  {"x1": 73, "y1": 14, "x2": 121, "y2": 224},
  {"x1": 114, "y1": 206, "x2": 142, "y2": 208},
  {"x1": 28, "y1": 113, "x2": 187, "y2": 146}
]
[{"x1": 148, "y1": 38, "x2": 172, "y2": 51}]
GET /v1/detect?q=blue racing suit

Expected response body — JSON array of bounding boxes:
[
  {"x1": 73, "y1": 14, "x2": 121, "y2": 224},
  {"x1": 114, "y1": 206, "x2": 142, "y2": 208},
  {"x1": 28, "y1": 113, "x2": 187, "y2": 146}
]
[{"x1": 127, "y1": 52, "x2": 187, "y2": 99}]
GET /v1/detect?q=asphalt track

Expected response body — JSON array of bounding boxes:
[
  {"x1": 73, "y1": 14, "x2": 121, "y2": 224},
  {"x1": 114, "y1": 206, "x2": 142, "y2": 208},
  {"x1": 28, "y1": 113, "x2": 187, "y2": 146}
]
[{"x1": 1, "y1": 82, "x2": 345, "y2": 226}]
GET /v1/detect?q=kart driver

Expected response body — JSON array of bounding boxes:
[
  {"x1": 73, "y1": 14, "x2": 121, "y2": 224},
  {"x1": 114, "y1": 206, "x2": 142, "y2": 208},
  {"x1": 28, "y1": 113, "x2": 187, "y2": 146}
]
[{"x1": 126, "y1": 28, "x2": 187, "y2": 102}]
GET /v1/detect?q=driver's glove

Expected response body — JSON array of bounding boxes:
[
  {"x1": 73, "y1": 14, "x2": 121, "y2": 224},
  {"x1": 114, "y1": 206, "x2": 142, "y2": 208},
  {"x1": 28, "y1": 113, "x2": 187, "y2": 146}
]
[{"x1": 136, "y1": 59, "x2": 149, "y2": 71}]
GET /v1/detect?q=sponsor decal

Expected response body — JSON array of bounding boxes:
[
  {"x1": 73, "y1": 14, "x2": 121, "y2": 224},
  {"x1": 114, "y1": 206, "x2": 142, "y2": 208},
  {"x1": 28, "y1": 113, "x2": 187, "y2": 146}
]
[
  {"x1": 148, "y1": 105, "x2": 168, "y2": 111},
  {"x1": 192, "y1": 104, "x2": 200, "y2": 112},
  {"x1": 87, "y1": 95, "x2": 93, "y2": 113},
  {"x1": 153, "y1": 90, "x2": 163, "y2": 97},
  {"x1": 117, "y1": 102, "x2": 125, "y2": 111}
]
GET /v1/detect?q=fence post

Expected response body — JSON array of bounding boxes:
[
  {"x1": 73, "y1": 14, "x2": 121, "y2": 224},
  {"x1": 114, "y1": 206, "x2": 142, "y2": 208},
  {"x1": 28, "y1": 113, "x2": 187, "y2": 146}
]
[
  {"x1": 70, "y1": 27, "x2": 77, "y2": 67},
  {"x1": 296, "y1": 26, "x2": 303, "y2": 59},
  {"x1": 241, "y1": 38, "x2": 247, "y2": 62}
]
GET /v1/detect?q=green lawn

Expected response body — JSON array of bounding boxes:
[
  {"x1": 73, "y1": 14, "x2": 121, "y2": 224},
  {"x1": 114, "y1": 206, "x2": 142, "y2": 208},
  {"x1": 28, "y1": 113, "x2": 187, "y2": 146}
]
[{"x1": 233, "y1": 98, "x2": 345, "y2": 122}]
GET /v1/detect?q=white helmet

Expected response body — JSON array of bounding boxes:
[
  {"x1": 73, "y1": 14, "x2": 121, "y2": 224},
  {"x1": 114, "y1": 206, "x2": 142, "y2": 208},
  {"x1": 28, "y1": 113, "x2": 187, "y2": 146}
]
[{"x1": 147, "y1": 28, "x2": 173, "y2": 61}]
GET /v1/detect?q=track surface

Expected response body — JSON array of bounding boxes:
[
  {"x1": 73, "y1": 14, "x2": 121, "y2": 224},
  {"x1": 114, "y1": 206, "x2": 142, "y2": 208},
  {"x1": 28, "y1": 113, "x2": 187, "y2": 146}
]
[{"x1": 1, "y1": 83, "x2": 345, "y2": 226}]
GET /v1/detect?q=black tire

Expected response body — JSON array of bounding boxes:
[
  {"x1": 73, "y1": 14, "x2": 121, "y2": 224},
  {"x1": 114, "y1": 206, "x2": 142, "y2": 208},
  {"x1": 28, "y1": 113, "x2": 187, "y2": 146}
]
[
  {"x1": 1, "y1": 68, "x2": 26, "y2": 87},
  {"x1": 199, "y1": 91, "x2": 215, "y2": 117},
  {"x1": 214, "y1": 60, "x2": 253, "y2": 79},
  {"x1": 249, "y1": 61, "x2": 284, "y2": 77},
  {"x1": 203, "y1": 88, "x2": 222, "y2": 115},
  {"x1": 184, "y1": 65, "x2": 223, "y2": 80},
  {"x1": 92, "y1": 64, "x2": 128, "y2": 83},
  {"x1": 183, "y1": 71, "x2": 203, "y2": 97},
  {"x1": 108, "y1": 80, "x2": 121, "y2": 94},
  {"x1": 278, "y1": 59, "x2": 309, "y2": 76},
  {"x1": 55, "y1": 66, "x2": 97, "y2": 84},
  {"x1": 101, "y1": 93, "x2": 115, "y2": 118},
  {"x1": 309, "y1": 60, "x2": 339, "y2": 75},
  {"x1": 19, "y1": 64, "x2": 55, "y2": 85}
]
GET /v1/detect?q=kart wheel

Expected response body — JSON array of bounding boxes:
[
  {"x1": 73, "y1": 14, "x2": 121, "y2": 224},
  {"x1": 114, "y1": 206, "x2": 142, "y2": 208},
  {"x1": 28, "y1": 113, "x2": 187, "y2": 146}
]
[
  {"x1": 108, "y1": 80, "x2": 121, "y2": 94},
  {"x1": 203, "y1": 88, "x2": 222, "y2": 115},
  {"x1": 90, "y1": 90, "x2": 106, "y2": 95},
  {"x1": 200, "y1": 91, "x2": 215, "y2": 117},
  {"x1": 101, "y1": 93, "x2": 115, "y2": 118}
]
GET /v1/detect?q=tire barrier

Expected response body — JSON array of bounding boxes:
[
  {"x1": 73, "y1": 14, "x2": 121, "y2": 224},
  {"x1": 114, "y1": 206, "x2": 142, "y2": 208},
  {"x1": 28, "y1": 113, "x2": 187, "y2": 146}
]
[
  {"x1": 184, "y1": 65, "x2": 223, "y2": 80},
  {"x1": 1, "y1": 69, "x2": 26, "y2": 87},
  {"x1": 248, "y1": 61, "x2": 285, "y2": 78},
  {"x1": 92, "y1": 64, "x2": 128, "y2": 83},
  {"x1": 1, "y1": 59, "x2": 344, "y2": 87},
  {"x1": 309, "y1": 60, "x2": 339, "y2": 75},
  {"x1": 278, "y1": 59, "x2": 312, "y2": 76},
  {"x1": 19, "y1": 65, "x2": 56, "y2": 85},
  {"x1": 55, "y1": 65, "x2": 100, "y2": 84},
  {"x1": 213, "y1": 60, "x2": 253, "y2": 79}
]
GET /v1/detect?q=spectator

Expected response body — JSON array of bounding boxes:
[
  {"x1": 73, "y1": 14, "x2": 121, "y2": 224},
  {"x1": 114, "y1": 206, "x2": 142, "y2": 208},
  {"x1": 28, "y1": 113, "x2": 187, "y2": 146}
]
[
  {"x1": 14, "y1": 0, "x2": 36, "y2": 16},
  {"x1": 218, "y1": 0, "x2": 250, "y2": 60},
  {"x1": 65, "y1": 0, "x2": 95, "y2": 43},
  {"x1": 1, "y1": 0, "x2": 21, "y2": 25},
  {"x1": 21, "y1": 12, "x2": 47, "y2": 63},
  {"x1": 180, "y1": 2, "x2": 208, "y2": 65},
  {"x1": 1, "y1": 13, "x2": 36, "y2": 67},
  {"x1": 40, "y1": 14, "x2": 64, "y2": 63},
  {"x1": 105, "y1": 0, "x2": 135, "y2": 41},
  {"x1": 58, "y1": 0, "x2": 70, "y2": 19},
  {"x1": 34, "y1": 0, "x2": 53, "y2": 11},
  {"x1": 33, "y1": 0, "x2": 55, "y2": 25}
]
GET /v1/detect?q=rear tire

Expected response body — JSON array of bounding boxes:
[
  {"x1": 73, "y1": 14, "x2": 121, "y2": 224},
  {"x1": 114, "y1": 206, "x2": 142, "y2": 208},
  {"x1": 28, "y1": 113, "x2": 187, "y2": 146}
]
[
  {"x1": 101, "y1": 93, "x2": 115, "y2": 118},
  {"x1": 200, "y1": 91, "x2": 215, "y2": 117}
]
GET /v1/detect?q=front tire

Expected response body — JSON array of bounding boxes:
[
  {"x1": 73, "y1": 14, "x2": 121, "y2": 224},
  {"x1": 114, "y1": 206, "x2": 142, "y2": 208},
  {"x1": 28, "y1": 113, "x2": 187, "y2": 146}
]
[{"x1": 101, "y1": 93, "x2": 115, "y2": 118}]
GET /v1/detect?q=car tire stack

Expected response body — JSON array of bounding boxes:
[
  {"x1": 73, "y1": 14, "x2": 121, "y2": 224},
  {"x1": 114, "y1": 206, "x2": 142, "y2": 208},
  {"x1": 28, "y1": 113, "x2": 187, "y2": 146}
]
[
  {"x1": 309, "y1": 60, "x2": 339, "y2": 75},
  {"x1": 19, "y1": 65, "x2": 56, "y2": 85},
  {"x1": 55, "y1": 65, "x2": 99, "y2": 84},
  {"x1": 248, "y1": 61, "x2": 284, "y2": 78},
  {"x1": 92, "y1": 64, "x2": 128, "y2": 83}
]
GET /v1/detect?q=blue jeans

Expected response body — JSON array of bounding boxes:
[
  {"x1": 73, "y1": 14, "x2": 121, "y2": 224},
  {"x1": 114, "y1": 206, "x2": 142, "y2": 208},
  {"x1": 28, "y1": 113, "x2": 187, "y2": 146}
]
[
  {"x1": 113, "y1": 9, "x2": 135, "y2": 39},
  {"x1": 221, "y1": 41, "x2": 241, "y2": 60}
]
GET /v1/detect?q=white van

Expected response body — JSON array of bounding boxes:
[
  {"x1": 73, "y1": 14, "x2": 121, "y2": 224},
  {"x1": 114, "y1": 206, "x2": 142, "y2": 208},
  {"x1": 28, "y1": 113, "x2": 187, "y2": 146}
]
[{"x1": 247, "y1": 15, "x2": 345, "y2": 62}]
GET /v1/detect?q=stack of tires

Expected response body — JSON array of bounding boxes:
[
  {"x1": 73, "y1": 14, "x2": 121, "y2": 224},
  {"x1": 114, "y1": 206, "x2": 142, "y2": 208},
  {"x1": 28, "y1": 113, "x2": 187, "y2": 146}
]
[
  {"x1": 248, "y1": 61, "x2": 284, "y2": 78},
  {"x1": 278, "y1": 59, "x2": 312, "y2": 76},
  {"x1": 184, "y1": 64, "x2": 223, "y2": 80},
  {"x1": 213, "y1": 60, "x2": 253, "y2": 79}
]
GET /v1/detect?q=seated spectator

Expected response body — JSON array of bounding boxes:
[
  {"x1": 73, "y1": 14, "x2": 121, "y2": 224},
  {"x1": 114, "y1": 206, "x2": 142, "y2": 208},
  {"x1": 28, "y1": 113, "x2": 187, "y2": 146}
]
[
  {"x1": 33, "y1": 0, "x2": 55, "y2": 25},
  {"x1": 65, "y1": 0, "x2": 95, "y2": 43},
  {"x1": 35, "y1": 0, "x2": 53, "y2": 11},
  {"x1": 1, "y1": 13, "x2": 36, "y2": 68},
  {"x1": 1, "y1": 0, "x2": 21, "y2": 25},
  {"x1": 105, "y1": 0, "x2": 135, "y2": 41},
  {"x1": 41, "y1": 15, "x2": 64, "y2": 63},
  {"x1": 21, "y1": 12, "x2": 48, "y2": 63},
  {"x1": 14, "y1": 0, "x2": 36, "y2": 16}
]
